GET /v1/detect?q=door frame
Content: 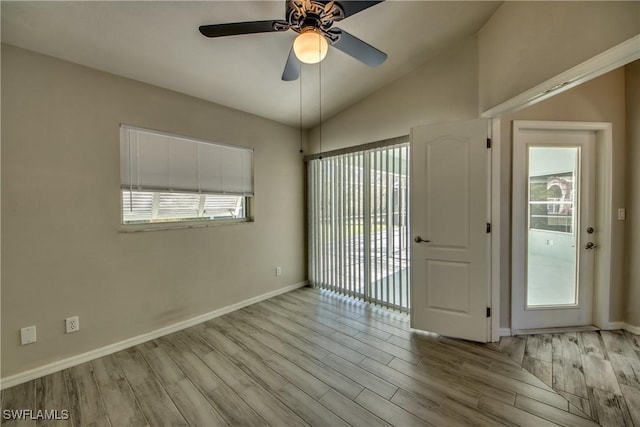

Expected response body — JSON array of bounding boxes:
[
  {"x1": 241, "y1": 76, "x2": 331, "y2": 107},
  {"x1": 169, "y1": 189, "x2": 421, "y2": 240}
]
[
  {"x1": 511, "y1": 121, "x2": 612, "y2": 330},
  {"x1": 482, "y1": 35, "x2": 636, "y2": 340}
]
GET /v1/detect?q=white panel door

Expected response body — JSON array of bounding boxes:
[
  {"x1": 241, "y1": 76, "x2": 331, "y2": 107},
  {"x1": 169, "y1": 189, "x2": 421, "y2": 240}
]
[{"x1": 410, "y1": 119, "x2": 490, "y2": 342}]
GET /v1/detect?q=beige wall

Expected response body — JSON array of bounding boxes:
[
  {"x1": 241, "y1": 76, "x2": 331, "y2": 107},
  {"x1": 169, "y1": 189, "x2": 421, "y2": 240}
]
[
  {"x1": 479, "y1": 1, "x2": 640, "y2": 112},
  {"x1": 1, "y1": 45, "x2": 305, "y2": 378},
  {"x1": 308, "y1": 35, "x2": 479, "y2": 153},
  {"x1": 625, "y1": 61, "x2": 640, "y2": 327},
  {"x1": 499, "y1": 68, "x2": 627, "y2": 327}
]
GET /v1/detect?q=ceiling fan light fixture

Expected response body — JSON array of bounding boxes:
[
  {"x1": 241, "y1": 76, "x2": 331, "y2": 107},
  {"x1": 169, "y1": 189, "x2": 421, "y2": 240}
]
[{"x1": 293, "y1": 30, "x2": 328, "y2": 64}]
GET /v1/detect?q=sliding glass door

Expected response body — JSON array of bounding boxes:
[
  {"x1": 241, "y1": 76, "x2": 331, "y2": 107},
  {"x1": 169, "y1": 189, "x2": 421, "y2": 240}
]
[{"x1": 308, "y1": 143, "x2": 410, "y2": 311}]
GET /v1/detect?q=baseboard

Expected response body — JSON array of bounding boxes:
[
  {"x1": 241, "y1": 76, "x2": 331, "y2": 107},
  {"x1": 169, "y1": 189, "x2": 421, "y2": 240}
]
[
  {"x1": 623, "y1": 323, "x2": 640, "y2": 335},
  {"x1": 0, "y1": 281, "x2": 308, "y2": 390},
  {"x1": 498, "y1": 328, "x2": 512, "y2": 337},
  {"x1": 605, "y1": 321, "x2": 640, "y2": 335}
]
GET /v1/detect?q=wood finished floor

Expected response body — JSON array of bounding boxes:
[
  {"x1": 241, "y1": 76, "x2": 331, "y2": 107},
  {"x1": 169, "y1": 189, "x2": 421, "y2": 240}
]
[
  {"x1": 498, "y1": 330, "x2": 640, "y2": 427},
  {"x1": 1, "y1": 287, "x2": 609, "y2": 427}
]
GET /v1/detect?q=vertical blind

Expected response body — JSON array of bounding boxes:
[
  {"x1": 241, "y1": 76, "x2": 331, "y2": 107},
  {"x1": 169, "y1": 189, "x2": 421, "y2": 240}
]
[
  {"x1": 120, "y1": 125, "x2": 253, "y2": 196},
  {"x1": 308, "y1": 142, "x2": 410, "y2": 311}
]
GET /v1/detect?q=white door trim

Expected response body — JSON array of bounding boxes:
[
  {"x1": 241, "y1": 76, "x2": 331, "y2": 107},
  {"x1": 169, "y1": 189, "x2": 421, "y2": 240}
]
[
  {"x1": 511, "y1": 121, "x2": 613, "y2": 330},
  {"x1": 489, "y1": 119, "x2": 501, "y2": 342},
  {"x1": 481, "y1": 35, "x2": 640, "y2": 119}
]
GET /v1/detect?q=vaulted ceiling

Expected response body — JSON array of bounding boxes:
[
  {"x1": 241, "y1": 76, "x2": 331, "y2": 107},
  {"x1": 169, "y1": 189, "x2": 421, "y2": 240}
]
[{"x1": 1, "y1": 1, "x2": 501, "y2": 128}]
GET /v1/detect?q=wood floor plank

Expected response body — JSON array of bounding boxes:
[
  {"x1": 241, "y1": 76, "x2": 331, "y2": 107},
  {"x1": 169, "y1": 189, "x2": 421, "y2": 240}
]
[
  {"x1": 204, "y1": 317, "x2": 351, "y2": 427},
  {"x1": 624, "y1": 330, "x2": 640, "y2": 352},
  {"x1": 581, "y1": 354, "x2": 622, "y2": 394},
  {"x1": 218, "y1": 314, "x2": 332, "y2": 400},
  {"x1": 477, "y1": 396, "x2": 558, "y2": 427},
  {"x1": 281, "y1": 292, "x2": 397, "y2": 340},
  {"x1": 556, "y1": 390, "x2": 593, "y2": 419},
  {"x1": 229, "y1": 307, "x2": 365, "y2": 399},
  {"x1": 178, "y1": 330, "x2": 308, "y2": 427},
  {"x1": 240, "y1": 305, "x2": 332, "y2": 359},
  {"x1": 390, "y1": 388, "x2": 468, "y2": 427},
  {"x1": 62, "y1": 363, "x2": 109, "y2": 427},
  {"x1": 91, "y1": 355, "x2": 149, "y2": 427},
  {"x1": 228, "y1": 306, "x2": 366, "y2": 365},
  {"x1": 525, "y1": 334, "x2": 553, "y2": 363},
  {"x1": 258, "y1": 299, "x2": 339, "y2": 337},
  {"x1": 319, "y1": 353, "x2": 398, "y2": 400},
  {"x1": 579, "y1": 331, "x2": 607, "y2": 360},
  {"x1": 439, "y1": 336, "x2": 519, "y2": 367},
  {"x1": 359, "y1": 357, "x2": 474, "y2": 407},
  {"x1": 329, "y1": 331, "x2": 394, "y2": 365},
  {"x1": 551, "y1": 353, "x2": 588, "y2": 398},
  {"x1": 489, "y1": 360, "x2": 555, "y2": 392},
  {"x1": 439, "y1": 397, "x2": 511, "y2": 427},
  {"x1": 2, "y1": 381, "x2": 36, "y2": 427},
  {"x1": 318, "y1": 389, "x2": 391, "y2": 427},
  {"x1": 514, "y1": 394, "x2": 598, "y2": 427},
  {"x1": 275, "y1": 383, "x2": 350, "y2": 427},
  {"x1": 272, "y1": 295, "x2": 361, "y2": 337},
  {"x1": 390, "y1": 357, "x2": 514, "y2": 406},
  {"x1": 522, "y1": 356, "x2": 553, "y2": 389},
  {"x1": 608, "y1": 352, "x2": 640, "y2": 388},
  {"x1": 113, "y1": 349, "x2": 188, "y2": 427},
  {"x1": 353, "y1": 331, "x2": 422, "y2": 365},
  {"x1": 499, "y1": 336, "x2": 527, "y2": 365},
  {"x1": 588, "y1": 387, "x2": 634, "y2": 427},
  {"x1": 391, "y1": 334, "x2": 495, "y2": 370},
  {"x1": 136, "y1": 342, "x2": 228, "y2": 427},
  {"x1": 552, "y1": 333, "x2": 582, "y2": 361},
  {"x1": 157, "y1": 335, "x2": 268, "y2": 427},
  {"x1": 34, "y1": 371, "x2": 72, "y2": 427},
  {"x1": 601, "y1": 330, "x2": 638, "y2": 358},
  {"x1": 460, "y1": 361, "x2": 568, "y2": 410},
  {"x1": 621, "y1": 383, "x2": 640, "y2": 427},
  {"x1": 354, "y1": 389, "x2": 431, "y2": 427}
]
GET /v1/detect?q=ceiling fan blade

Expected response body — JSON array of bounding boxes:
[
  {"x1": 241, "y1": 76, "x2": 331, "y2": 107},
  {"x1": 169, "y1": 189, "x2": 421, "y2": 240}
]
[
  {"x1": 282, "y1": 48, "x2": 301, "y2": 81},
  {"x1": 199, "y1": 20, "x2": 288, "y2": 38},
  {"x1": 324, "y1": 0, "x2": 336, "y2": 13},
  {"x1": 330, "y1": 28, "x2": 387, "y2": 67},
  {"x1": 337, "y1": 1, "x2": 384, "y2": 18}
]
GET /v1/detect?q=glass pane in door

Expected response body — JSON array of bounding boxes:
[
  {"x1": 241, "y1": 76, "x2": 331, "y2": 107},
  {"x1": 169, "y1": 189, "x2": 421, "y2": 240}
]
[{"x1": 527, "y1": 146, "x2": 579, "y2": 306}]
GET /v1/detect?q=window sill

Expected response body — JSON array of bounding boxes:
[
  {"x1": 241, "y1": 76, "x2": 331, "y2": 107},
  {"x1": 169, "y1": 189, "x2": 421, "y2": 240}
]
[{"x1": 120, "y1": 217, "x2": 253, "y2": 233}]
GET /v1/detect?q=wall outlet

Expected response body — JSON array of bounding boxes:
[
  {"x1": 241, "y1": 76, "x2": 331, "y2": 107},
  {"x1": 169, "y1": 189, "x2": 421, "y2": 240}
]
[
  {"x1": 20, "y1": 326, "x2": 36, "y2": 345},
  {"x1": 618, "y1": 208, "x2": 626, "y2": 220},
  {"x1": 65, "y1": 316, "x2": 80, "y2": 334},
  {"x1": 276, "y1": 266, "x2": 282, "y2": 277}
]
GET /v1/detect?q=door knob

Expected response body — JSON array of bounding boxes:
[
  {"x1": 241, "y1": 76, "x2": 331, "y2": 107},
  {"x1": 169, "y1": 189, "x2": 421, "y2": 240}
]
[
  {"x1": 414, "y1": 236, "x2": 430, "y2": 243},
  {"x1": 585, "y1": 242, "x2": 598, "y2": 250}
]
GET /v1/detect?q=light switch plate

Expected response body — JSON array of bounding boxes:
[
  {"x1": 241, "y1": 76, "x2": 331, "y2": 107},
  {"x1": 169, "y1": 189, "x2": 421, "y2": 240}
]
[
  {"x1": 21, "y1": 326, "x2": 36, "y2": 345},
  {"x1": 618, "y1": 208, "x2": 626, "y2": 220}
]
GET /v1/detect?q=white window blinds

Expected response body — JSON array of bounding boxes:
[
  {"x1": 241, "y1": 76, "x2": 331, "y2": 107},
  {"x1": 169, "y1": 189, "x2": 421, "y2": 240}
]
[{"x1": 120, "y1": 126, "x2": 253, "y2": 196}]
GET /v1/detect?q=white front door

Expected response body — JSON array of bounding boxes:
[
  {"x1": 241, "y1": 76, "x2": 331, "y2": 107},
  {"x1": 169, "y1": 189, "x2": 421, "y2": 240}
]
[
  {"x1": 410, "y1": 119, "x2": 491, "y2": 342},
  {"x1": 512, "y1": 122, "x2": 596, "y2": 330}
]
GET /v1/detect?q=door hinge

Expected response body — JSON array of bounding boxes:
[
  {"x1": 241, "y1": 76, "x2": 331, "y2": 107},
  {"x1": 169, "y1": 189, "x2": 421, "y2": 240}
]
[
  {"x1": 486, "y1": 223, "x2": 491, "y2": 233},
  {"x1": 486, "y1": 307, "x2": 491, "y2": 318},
  {"x1": 486, "y1": 138, "x2": 492, "y2": 149}
]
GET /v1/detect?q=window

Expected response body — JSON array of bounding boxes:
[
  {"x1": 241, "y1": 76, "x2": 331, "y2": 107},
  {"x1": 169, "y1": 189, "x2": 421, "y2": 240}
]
[
  {"x1": 120, "y1": 125, "x2": 253, "y2": 228},
  {"x1": 307, "y1": 142, "x2": 410, "y2": 311},
  {"x1": 529, "y1": 171, "x2": 575, "y2": 233}
]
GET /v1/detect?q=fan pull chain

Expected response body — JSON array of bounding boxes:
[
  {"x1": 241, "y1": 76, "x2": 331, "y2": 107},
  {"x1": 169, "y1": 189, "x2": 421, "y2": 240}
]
[{"x1": 299, "y1": 65, "x2": 304, "y2": 153}]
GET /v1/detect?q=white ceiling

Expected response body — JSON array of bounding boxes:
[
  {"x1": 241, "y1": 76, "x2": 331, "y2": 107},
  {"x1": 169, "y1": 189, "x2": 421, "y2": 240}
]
[{"x1": 1, "y1": 1, "x2": 501, "y2": 128}]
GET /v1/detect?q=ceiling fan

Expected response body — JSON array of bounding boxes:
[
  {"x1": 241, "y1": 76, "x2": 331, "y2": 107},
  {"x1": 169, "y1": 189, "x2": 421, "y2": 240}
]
[{"x1": 199, "y1": 0, "x2": 387, "y2": 81}]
